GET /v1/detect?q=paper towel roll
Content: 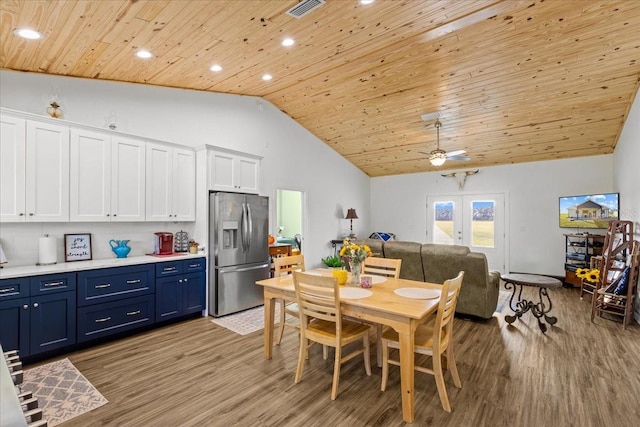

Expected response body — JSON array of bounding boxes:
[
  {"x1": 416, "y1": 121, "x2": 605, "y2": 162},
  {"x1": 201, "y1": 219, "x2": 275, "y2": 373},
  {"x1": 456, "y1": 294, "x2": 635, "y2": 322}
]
[{"x1": 38, "y1": 236, "x2": 57, "y2": 265}]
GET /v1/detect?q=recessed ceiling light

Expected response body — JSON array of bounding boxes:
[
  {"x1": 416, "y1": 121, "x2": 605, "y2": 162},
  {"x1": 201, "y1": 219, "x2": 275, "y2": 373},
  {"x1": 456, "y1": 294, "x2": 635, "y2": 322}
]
[
  {"x1": 282, "y1": 38, "x2": 295, "y2": 47},
  {"x1": 210, "y1": 64, "x2": 223, "y2": 72},
  {"x1": 262, "y1": 74, "x2": 273, "y2": 81},
  {"x1": 13, "y1": 28, "x2": 43, "y2": 40},
  {"x1": 136, "y1": 50, "x2": 153, "y2": 59},
  {"x1": 360, "y1": 0, "x2": 375, "y2": 4}
]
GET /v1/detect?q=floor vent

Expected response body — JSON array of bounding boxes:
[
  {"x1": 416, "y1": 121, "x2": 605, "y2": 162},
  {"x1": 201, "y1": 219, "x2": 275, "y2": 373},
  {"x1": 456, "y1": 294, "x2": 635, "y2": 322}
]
[{"x1": 286, "y1": 0, "x2": 325, "y2": 19}]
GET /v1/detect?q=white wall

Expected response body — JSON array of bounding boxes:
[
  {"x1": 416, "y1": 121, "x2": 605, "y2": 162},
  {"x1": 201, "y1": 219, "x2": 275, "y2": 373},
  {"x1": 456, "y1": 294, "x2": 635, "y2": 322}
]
[
  {"x1": 612, "y1": 88, "x2": 640, "y2": 322},
  {"x1": 0, "y1": 70, "x2": 370, "y2": 268},
  {"x1": 370, "y1": 156, "x2": 613, "y2": 276}
]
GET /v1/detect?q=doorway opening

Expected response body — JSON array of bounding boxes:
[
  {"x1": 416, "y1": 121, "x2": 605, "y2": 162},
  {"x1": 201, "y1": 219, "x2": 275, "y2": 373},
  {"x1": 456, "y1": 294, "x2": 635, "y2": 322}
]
[
  {"x1": 426, "y1": 193, "x2": 506, "y2": 272},
  {"x1": 276, "y1": 189, "x2": 304, "y2": 251}
]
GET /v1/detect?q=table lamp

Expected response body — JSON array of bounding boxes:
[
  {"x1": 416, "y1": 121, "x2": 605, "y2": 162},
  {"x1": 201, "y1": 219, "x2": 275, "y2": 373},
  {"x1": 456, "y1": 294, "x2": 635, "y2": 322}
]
[{"x1": 345, "y1": 208, "x2": 358, "y2": 238}]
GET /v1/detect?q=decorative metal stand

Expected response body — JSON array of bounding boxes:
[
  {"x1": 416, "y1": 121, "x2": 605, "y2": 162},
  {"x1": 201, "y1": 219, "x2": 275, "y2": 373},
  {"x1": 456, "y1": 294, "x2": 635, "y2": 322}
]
[{"x1": 501, "y1": 273, "x2": 561, "y2": 333}]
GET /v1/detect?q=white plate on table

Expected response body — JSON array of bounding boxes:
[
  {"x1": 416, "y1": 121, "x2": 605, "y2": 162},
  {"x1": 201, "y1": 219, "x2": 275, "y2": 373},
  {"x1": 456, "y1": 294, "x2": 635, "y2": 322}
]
[
  {"x1": 340, "y1": 288, "x2": 373, "y2": 299},
  {"x1": 394, "y1": 287, "x2": 440, "y2": 299}
]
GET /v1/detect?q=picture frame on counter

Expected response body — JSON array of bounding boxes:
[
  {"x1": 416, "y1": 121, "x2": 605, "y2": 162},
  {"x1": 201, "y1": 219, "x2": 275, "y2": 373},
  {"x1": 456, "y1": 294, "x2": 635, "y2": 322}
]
[{"x1": 64, "y1": 233, "x2": 92, "y2": 262}]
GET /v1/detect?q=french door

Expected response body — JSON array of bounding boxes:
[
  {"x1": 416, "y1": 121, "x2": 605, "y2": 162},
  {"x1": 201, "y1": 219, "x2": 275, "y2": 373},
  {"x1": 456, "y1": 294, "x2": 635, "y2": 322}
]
[{"x1": 426, "y1": 194, "x2": 505, "y2": 272}]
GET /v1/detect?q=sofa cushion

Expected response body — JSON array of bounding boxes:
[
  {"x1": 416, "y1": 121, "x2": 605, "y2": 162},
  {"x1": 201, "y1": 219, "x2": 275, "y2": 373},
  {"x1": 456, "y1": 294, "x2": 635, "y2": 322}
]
[
  {"x1": 421, "y1": 245, "x2": 498, "y2": 319},
  {"x1": 382, "y1": 241, "x2": 425, "y2": 282},
  {"x1": 421, "y1": 243, "x2": 470, "y2": 257}
]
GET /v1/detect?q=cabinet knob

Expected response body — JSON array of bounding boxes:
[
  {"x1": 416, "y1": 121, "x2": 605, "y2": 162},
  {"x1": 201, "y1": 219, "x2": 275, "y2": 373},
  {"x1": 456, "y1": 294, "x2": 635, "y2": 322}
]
[
  {"x1": 29, "y1": 213, "x2": 34, "y2": 216},
  {"x1": 179, "y1": 279, "x2": 183, "y2": 283},
  {"x1": 19, "y1": 213, "x2": 24, "y2": 216},
  {"x1": 113, "y1": 214, "x2": 117, "y2": 217},
  {"x1": 33, "y1": 302, "x2": 39, "y2": 308},
  {"x1": 22, "y1": 304, "x2": 29, "y2": 310},
  {"x1": 106, "y1": 214, "x2": 110, "y2": 217}
]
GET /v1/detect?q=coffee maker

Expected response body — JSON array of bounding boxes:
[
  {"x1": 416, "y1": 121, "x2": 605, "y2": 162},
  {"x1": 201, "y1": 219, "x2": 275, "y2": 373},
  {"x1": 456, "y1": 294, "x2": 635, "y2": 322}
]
[{"x1": 154, "y1": 232, "x2": 174, "y2": 255}]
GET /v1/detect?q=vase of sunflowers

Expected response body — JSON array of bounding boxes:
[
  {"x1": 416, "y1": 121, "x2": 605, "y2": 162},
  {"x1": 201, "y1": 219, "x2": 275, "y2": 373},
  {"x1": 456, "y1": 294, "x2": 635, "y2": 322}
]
[
  {"x1": 575, "y1": 267, "x2": 600, "y2": 284},
  {"x1": 339, "y1": 238, "x2": 372, "y2": 285}
]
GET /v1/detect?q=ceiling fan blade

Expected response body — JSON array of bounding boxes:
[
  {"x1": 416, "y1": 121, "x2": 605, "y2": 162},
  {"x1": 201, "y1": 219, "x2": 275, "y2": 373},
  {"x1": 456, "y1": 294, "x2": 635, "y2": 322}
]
[
  {"x1": 446, "y1": 149, "x2": 466, "y2": 157},
  {"x1": 447, "y1": 156, "x2": 471, "y2": 161}
]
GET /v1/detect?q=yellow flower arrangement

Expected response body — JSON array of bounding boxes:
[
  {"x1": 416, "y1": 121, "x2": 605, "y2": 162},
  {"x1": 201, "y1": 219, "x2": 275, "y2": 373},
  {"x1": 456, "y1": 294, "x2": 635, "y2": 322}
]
[
  {"x1": 339, "y1": 238, "x2": 372, "y2": 264},
  {"x1": 576, "y1": 268, "x2": 600, "y2": 284}
]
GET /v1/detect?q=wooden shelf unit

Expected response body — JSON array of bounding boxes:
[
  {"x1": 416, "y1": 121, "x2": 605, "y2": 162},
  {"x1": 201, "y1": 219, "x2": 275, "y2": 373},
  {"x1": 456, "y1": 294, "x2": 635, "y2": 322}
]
[
  {"x1": 564, "y1": 233, "x2": 605, "y2": 286},
  {"x1": 590, "y1": 221, "x2": 638, "y2": 329}
]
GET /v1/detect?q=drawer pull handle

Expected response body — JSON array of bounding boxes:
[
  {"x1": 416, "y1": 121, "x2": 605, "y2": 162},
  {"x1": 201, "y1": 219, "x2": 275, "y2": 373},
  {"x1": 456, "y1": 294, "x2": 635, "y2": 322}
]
[
  {"x1": 189, "y1": 264, "x2": 199, "y2": 268},
  {"x1": 163, "y1": 267, "x2": 177, "y2": 272},
  {"x1": 0, "y1": 287, "x2": 16, "y2": 293},
  {"x1": 95, "y1": 284, "x2": 111, "y2": 289},
  {"x1": 126, "y1": 279, "x2": 141, "y2": 284},
  {"x1": 44, "y1": 281, "x2": 64, "y2": 287},
  {"x1": 127, "y1": 310, "x2": 141, "y2": 316},
  {"x1": 95, "y1": 317, "x2": 111, "y2": 323}
]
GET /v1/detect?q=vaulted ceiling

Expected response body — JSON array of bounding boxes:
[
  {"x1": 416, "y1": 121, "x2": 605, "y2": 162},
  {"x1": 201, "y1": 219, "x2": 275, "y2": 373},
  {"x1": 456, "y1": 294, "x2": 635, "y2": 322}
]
[{"x1": 1, "y1": 0, "x2": 639, "y2": 176}]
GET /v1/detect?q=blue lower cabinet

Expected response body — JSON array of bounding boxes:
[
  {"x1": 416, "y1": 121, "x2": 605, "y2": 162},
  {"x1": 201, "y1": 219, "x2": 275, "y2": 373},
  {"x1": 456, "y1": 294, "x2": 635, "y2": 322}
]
[
  {"x1": 156, "y1": 258, "x2": 205, "y2": 321},
  {"x1": 0, "y1": 273, "x2": 76, "y2": 357},
  {"x1": 0, "y1": 297, "x2": 30, "y2": 356},
  {"x1": 29, "y1": 291, "x2": 76, "y2": 355},
  {"x1": 183, "y1": 272, "x2": 206, "y2": 315},
  {"x1": 77, "y1": 294, "x2": 155, "y2": 342}
]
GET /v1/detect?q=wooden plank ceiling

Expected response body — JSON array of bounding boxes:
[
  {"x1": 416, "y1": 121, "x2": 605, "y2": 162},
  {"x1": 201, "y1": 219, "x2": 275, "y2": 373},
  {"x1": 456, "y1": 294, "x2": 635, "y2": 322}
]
[{"x1": 1, "y1": 0, "x2": 639, "y2": 176}]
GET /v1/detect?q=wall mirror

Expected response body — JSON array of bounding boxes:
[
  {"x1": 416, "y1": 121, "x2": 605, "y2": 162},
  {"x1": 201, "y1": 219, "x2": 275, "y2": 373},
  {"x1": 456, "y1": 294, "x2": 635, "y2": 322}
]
[{"x1": 276, "y1": 189, "x2": 304, "y2": 251}]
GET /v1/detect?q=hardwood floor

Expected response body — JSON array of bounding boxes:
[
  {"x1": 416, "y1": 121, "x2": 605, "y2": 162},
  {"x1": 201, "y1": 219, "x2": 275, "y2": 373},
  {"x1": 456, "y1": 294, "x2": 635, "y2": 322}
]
[{"x1": 32, "y1": 287, "x2": 640, "y2": 426}]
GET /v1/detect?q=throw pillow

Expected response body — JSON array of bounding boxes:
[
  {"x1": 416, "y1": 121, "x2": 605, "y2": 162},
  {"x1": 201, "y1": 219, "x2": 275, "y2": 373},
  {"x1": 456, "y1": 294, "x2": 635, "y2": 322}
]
[{"x1": 604, "y1": 266, "x2": 630, "y2": 295}]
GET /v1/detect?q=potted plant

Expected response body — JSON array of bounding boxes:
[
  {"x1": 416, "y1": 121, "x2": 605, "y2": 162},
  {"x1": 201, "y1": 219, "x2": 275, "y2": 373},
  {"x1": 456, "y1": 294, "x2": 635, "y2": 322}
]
[{"x1": 321, "y1": 255, "x2": 345, "y2": 269}]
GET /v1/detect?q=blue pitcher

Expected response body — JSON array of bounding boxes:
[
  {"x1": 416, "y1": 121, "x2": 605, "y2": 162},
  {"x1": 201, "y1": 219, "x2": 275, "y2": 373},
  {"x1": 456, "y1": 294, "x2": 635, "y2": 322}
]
[{"x1": 109, "y1": 240, "x2": 131, "y2": 258}]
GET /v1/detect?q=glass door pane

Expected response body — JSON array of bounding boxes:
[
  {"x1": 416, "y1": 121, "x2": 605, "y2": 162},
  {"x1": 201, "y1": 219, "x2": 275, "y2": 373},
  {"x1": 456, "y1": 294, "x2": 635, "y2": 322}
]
[
  {"x1": 471, "y1": 200, "x2": 495, "y2": 248},
  {"x1": 433, "y1": 201, "x2": 455, "y2": 245}
]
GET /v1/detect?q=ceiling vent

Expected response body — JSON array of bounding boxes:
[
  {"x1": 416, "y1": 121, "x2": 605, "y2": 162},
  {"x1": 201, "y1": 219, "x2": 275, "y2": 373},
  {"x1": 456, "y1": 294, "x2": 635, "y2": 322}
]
[{"x1": 286, "y1": 0, "x2": 325, "y2": 19}]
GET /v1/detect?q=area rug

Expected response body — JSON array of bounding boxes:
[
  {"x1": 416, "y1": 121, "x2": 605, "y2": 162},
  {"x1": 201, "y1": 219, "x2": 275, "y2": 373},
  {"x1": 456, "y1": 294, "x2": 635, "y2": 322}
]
[
  {"x1": 212, "y1": 304, "x2": 282, "y2": 336},
  {"x1": 20, "y1": 358, "x2": 107, "y2": 426}
]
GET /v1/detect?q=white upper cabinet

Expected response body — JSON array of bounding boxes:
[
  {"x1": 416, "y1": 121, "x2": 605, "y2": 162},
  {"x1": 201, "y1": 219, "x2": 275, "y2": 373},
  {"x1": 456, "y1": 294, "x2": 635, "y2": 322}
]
[
  {"x1": 1, "y1": 114, "x2": 69, "y2": 222},
  {"x1": 208, "y1": 148, "x2": 260, "y2": 194},
  {"x1": 70, "y1": 128, "x2": 111, "y2": 221},
  {"x1": 70, "y1": 129, "x2": 145, "y2": 222},
  {"x1": 0, "y1": 114, "x2": 26, "y2": 222},
  {"x1": 111, "y1": 135, "x2": 146, "y2": 221},
  {"x1": 146, "y1": 143, "x2": 195, "y2": 221}
]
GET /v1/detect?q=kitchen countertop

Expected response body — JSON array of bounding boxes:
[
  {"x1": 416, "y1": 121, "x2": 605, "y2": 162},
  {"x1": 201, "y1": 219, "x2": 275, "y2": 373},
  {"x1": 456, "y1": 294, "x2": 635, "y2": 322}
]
[{"x1": 0, "y1": 253, "x2": 206, "y2": 280}]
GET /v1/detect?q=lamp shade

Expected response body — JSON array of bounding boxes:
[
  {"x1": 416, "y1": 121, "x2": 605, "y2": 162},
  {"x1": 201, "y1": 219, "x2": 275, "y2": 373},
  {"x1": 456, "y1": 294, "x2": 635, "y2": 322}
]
[{"x1": 345, "y1": 208, "x2": 358, "y2": 219}]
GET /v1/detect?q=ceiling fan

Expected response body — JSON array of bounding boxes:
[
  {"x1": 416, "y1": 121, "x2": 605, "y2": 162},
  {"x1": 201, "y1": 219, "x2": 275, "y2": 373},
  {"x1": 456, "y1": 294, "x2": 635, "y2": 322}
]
[{"x1": 419, "y1": 119, "x2": 470, "y2": 166}]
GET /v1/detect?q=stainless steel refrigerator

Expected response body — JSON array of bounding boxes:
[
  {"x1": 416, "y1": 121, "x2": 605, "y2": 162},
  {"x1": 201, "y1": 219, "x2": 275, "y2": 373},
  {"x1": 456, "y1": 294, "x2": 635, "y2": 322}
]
[{"x1": 208, "y1": 191, "x2": 270, "y2": 317}]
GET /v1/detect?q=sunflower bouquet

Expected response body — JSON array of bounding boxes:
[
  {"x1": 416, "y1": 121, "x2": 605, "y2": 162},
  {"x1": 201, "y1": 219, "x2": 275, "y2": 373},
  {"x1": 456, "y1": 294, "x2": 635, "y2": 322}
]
[
  {"x1": 575, "y1": 267, "x2": 600, "y2": 284},
  {"x1": 339, "y1": 238, "x2": 372, "y2": 265}
]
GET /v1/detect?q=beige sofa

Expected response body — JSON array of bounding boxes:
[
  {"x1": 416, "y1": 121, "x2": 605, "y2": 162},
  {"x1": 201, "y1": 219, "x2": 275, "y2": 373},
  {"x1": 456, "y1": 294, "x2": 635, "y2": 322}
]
[{"x1": 359, "y1": 239, "x2": 500, "y2": 319}]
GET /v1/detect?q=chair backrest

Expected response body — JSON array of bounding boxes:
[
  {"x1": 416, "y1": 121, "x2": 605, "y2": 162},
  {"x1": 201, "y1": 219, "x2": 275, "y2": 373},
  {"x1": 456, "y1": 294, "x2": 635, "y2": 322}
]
[
  {"x1": 274, "y1": 254, "x2": 305, "y2": 277},
  {"x1": 433, "y1": 271, "x2": 465, "y2": 351},
  {"x1": 293, "y1": 271, "x2": 341, "y2": 331},
  {"x1": 362, "y1": 257, "x2": 402, "y2": 278}
]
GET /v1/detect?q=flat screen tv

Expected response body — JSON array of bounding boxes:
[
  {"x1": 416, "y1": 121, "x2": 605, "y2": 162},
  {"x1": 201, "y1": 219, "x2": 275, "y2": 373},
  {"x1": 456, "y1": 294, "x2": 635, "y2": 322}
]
[{"x1": 559, "y1": 193, "x2": 619, "y2": 229}]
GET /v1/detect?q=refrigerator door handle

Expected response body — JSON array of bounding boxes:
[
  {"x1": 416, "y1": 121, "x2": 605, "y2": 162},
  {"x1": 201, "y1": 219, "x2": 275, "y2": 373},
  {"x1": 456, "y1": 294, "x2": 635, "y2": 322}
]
[
  {"x1": 218, "y1": 263, "x2": 270, "y2": 274},
  {"x1": 241, "y1": 202, "x2": 248, "y2": 253},
  {"x1": 246, "y1": 202, "x2": 253, "y2": 253}
]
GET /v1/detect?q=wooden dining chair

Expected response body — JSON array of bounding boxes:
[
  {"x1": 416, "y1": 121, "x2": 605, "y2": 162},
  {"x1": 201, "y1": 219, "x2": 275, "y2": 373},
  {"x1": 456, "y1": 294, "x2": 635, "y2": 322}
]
[
  {"x1": 362, "y1": 256, "x2": 402, "y2": 279},
  {"x1": 273, "y1": 254, "x2": 305, "y2": 345},
  {"x1": 292, "y1": 271, "x2": 372, "y2": 400},
  {"x1": 380, "y1": 271, "x2": 465, "y2": 412},
  {"x1": 361, "y1": 256, "x2": 402, "y2": 366}
]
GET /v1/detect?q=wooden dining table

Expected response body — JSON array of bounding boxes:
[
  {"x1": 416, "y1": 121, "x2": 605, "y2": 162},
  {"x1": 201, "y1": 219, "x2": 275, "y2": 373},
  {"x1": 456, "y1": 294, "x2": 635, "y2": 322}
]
[{"x1": 255, "y1": 268, "x2": 442, "y2": 423}]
